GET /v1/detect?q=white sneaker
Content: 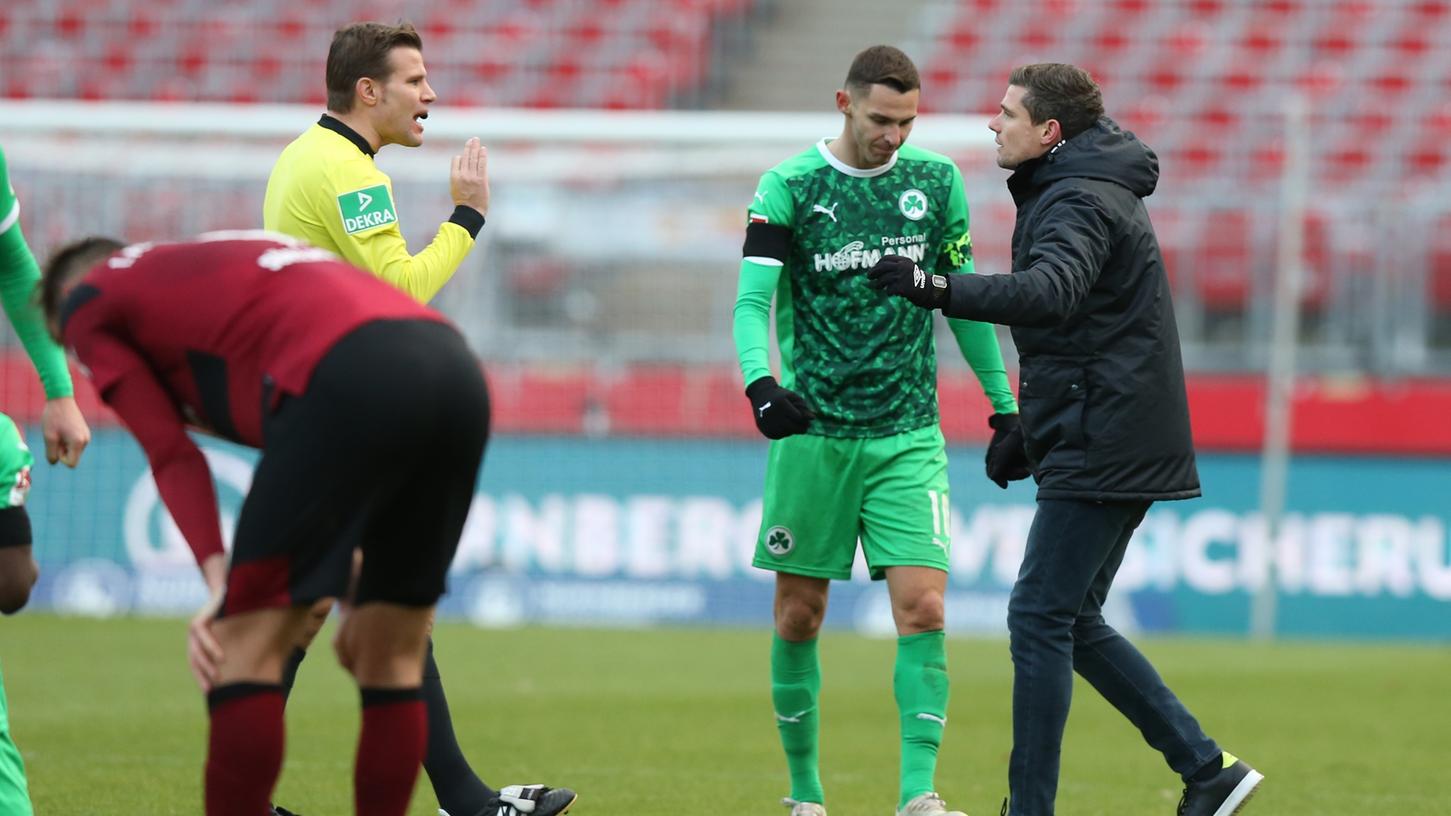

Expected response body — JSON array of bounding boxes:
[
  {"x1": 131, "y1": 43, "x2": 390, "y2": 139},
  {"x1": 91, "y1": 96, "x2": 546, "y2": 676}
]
[
  {"x1": 783, "y1": 796, "x2": 828, "y2": 816},
  {"x1": 897, "y1": 791, "x2": 968, "y2": 816}
]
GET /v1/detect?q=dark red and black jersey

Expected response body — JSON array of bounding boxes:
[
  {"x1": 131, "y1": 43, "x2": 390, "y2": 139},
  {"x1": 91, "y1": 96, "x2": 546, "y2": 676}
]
[
  {"x1": 62, "y1": 232, "x2": 444, "y2": 445},
  {"x1": 60, "y1": 231, "x2": 449, "y2": 565}
]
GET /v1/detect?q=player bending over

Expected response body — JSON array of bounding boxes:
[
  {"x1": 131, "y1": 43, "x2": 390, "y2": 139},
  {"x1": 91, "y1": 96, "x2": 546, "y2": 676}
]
[{"x1": 42, "y1": 231, "x2": 486, "y2": 816}]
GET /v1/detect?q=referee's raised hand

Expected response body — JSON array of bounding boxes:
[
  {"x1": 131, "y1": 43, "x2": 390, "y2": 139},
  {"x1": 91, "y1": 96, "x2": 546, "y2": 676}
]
[{"x1": 450, "y1": 136, "x2": 490, "y2": 218}]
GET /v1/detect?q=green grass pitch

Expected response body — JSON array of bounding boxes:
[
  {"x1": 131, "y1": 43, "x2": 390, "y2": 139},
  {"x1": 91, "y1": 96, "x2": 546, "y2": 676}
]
[{"x1": 3, "y1": 615, "x2": 1448, "y2": 815}]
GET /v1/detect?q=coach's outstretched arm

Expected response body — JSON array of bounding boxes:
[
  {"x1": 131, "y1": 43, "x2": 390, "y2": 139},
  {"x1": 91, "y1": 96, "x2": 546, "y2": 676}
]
[{"x1": 867, "y1": 189, "x2": 1113, "y2": 328}]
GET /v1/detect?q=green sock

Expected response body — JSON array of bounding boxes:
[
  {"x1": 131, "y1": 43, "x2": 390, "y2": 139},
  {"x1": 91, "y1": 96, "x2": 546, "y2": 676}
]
[
  {"x1": 771, "y1": 633, "x2": 824, "y2": 804},
  {"x1": 895, "y1": 630, "x2": 949, "y2": 809}
]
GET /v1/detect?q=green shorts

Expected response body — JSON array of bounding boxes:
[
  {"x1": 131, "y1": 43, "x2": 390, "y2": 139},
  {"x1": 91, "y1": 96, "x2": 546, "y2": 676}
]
[
  {"x1": 0, "y1": 415, "x2": 31, "y2": 510},
  {"x1": 0, "y1": 661, "x2": 33, "y2": 816},
  {"x1": 753, "y1": 424, "x2": 952, "y2": 581}
]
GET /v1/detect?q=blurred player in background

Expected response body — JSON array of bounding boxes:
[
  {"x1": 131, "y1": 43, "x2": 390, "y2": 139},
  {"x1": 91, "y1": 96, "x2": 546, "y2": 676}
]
[
  {"x1": 733, "y1": 45, "x2": 1025, "y2": 816},
  {"x1": 40, "y1": 231, "x2": 487, "y2": 816},
  {"x1": 0, "y1": 144, "x2": 92, "y2": 816},
  {"x1": 868, "y1": 63, "x2": 1262, "y2": 816},
  {"x1": 263, "y1": 22, "x2": 574, "y2": 816}
]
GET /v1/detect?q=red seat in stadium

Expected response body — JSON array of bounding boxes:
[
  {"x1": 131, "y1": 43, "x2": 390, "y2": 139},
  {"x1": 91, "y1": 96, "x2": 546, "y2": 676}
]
[
  {"x1": 1430, "y1": 214, "x2": 1451, "y2": 310},
  {"x1": 1194, "y1": 209, "x2": 1253, "y2": 311},
  {"x1": 1413, "y1": 0, "x2": 1450, "y2": 17},
  {"x1": 1172, "y1": 140, "x2": 1224, "y2": 182},
  {"x1": 1015, "y1": 23, "x2": 1058, "y2": 51},
  {"x1": 1237, "y1": 23, "x2": 1284, "y2": 55},
  {"x1": 1300, "y1": 210, "x2": 1332, "y2": 311},
  {"x1": 925, "y1": 66, "x2": 961, "y2": 95},
  {"x1": 1407, "y1": 142, "x2": 1449, "y2": 176}
]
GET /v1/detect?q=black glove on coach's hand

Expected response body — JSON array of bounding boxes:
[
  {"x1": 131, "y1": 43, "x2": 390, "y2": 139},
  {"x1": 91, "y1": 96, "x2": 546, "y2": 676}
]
[
  {"x1": 745, "y1": 376, "x2": 816, "y2": 439},
  {"x1": 866, "y1": 254, "x2": 950, "y2": 310},
  {"x1": 985, "y1": 413, "x2": 1032, "y2": 489}
]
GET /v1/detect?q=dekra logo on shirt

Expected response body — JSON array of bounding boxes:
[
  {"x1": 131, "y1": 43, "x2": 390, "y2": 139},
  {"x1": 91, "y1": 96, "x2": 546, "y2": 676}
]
[{"x1": 337, "y1": 184, "x2": 398, "y2": 235}]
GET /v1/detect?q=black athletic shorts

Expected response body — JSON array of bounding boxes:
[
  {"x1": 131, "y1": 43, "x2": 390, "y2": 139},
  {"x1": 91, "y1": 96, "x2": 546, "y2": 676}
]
[
  {"x1": 0, "y1": 507, "x2": 32, "y2": 550},
  {"x1": 219, "y1": 319, "x2": 489, "y2": 617}
]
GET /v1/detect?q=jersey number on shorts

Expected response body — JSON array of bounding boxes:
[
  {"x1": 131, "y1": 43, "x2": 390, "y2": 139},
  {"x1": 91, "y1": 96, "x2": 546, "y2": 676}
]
[{"x1": 926, "y1": 490, "x2": 951, "y2": 539}]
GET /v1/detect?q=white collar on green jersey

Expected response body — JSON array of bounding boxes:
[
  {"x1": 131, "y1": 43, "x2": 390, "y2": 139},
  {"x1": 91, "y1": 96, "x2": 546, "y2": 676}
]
[{"x1": 816, "y1": 138, "x2": 899, "y2": 178}]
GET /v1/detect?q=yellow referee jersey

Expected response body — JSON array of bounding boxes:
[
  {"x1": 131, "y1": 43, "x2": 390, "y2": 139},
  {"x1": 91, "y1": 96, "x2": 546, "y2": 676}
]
[{"x1": 262, "y1": 116, "x2": 483, "y2": 303}]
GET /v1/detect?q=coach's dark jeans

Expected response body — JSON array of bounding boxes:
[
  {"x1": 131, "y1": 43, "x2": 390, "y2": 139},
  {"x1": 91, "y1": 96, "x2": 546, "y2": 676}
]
[{"x1": 1006, "y1": 499, "x2": 1221, "y2": 816}]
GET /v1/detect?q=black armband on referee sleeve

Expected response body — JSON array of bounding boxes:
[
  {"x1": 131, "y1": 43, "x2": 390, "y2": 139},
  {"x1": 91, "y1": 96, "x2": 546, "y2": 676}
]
[
  {"x1": 448, "y1": 205, "x2": 486, "y2": 239},
  {"x1": 742, "y1": 221, "x2": 792, "y2": 262}
]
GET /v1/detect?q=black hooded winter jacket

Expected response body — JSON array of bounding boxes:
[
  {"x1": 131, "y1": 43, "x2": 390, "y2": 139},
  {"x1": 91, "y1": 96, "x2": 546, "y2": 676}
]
[{"x1": 945, "y1": 117, "x2": 1200, "y2": 502}]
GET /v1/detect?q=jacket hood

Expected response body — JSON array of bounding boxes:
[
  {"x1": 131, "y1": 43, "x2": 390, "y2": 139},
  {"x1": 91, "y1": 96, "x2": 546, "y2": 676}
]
[{"x1": 1010, "y1": 117, "x2": 1159, "y2": 200}]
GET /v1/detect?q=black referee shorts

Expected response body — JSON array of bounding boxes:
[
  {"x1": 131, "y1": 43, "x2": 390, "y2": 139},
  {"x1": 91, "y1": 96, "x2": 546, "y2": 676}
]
[{"x1": 220, "y1": 319, "x2": 489, "y2": 617}]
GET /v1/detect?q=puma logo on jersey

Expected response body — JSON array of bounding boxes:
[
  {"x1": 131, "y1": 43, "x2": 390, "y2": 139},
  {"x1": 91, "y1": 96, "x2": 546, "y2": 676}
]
[{"x1": 812, "y1": 202, "x2": 840, "y2": 222}]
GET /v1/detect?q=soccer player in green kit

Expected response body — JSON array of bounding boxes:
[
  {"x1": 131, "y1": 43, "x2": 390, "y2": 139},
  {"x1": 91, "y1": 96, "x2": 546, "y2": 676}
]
[
  {"x1": 734, "y1": 46, "x2": 1028, "y2": 816},
  {"x1": 0, "y1": 144, "x2": 92, "y2": 815}
]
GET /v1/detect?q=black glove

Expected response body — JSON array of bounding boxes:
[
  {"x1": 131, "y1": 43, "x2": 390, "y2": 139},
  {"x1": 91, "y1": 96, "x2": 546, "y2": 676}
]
[
  {"x1": 866, "y1": 254, "x2": 951, "y2": 309},
  {"x1": 745, "y1": 376, "x2": 816, "y2": 439},
  {"x1": 985, "y1": 413, "x2": 1032, "y2": 489}
]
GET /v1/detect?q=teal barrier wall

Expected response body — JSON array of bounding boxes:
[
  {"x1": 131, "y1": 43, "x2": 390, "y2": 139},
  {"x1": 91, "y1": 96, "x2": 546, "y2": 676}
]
[{"x1": 21, "y1": 430, "x2": 1451, "y2": 640}]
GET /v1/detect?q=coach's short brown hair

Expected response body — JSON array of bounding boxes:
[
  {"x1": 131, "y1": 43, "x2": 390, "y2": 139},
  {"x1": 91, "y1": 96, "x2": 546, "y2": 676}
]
[
  {"x1": 326, "y1": 21, "x2": 423, "y2": 113},
  {"x1": 1008, "y1": 63, "x2": 1105, "y2": 142},
  {"x1": 845, "y1": 45, "x2": 920, "y2": 96}
]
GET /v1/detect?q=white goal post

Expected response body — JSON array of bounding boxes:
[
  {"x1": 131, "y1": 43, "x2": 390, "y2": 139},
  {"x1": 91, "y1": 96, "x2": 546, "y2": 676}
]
[{"x1": 0, "y1": 100, "x2": 996, "y2": 364}]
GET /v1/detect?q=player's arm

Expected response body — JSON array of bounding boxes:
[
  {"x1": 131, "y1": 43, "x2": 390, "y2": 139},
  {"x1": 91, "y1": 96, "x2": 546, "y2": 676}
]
[
  {"x1": 0, "y1": 147, "x2": 91, "y2": 466},
  {"x1": 941, "y1": 187, "x2": 1113, "y2": 327},
  {"x1": 934, "y1": 166, "x2": 1029, "y2": 488},
  {"x1": 75, "y1": 330, "x2": 225, "y2": 574},
  {"x1": 325, "y1": 139, "x2": 488, "y2": 303},
  {"x1": 333, "y1": 203, "x2": 481, "y2": 303},
  {"x1": 933, "y1": 167, "x2": 1017, "y2": 415},
  {"x1": 734, "y1": 172, "x2": 814, "y2": 439}
]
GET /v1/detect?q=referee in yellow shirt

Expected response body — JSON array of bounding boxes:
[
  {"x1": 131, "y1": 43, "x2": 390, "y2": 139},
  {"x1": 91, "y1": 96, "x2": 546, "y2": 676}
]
[
  {"x1": 264, "y1": 22, "x2": 487, "y2": 304},
  {"x1": 259, "y1": 21, "x2": 576, "y2": 816}
]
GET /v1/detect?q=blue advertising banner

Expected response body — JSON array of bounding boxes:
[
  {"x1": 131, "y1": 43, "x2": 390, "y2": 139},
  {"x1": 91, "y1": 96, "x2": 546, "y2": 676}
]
[{"x1": 20, "y1": 429, "x2": 1451, "y2": 640}]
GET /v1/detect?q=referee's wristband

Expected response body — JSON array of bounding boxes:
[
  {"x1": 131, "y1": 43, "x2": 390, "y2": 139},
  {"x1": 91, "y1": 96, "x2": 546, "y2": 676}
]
[{"x1": 448, "y1": 205, "x2": 486, "y2": 239}]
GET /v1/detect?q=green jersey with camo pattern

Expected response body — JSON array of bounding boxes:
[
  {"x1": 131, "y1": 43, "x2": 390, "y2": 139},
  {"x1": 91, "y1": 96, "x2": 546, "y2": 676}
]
[{"x1": 745, "y1": 140, "x2": 978, "y2": 437}]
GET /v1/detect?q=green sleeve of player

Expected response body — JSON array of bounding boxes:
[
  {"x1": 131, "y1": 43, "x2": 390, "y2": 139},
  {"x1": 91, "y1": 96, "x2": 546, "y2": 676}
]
[
  {"x1": 935, "y1": 163, "x2": 1016, "y2": 413},
  {"x1": 733, "y1": 171, "x2": 795, "y2": 386},
  {"x1": 936, "y1": 162, "x2": 974, "y2": 276},
  {"x1": 947, "y1": 317, "x2": 1016, "y2": 414},
  {"x1": 0, "y1": 147, "x2": 73, "y2": 400},
  {"x1": 733, "y1": 259, "x2": 781, "y2": 386}
]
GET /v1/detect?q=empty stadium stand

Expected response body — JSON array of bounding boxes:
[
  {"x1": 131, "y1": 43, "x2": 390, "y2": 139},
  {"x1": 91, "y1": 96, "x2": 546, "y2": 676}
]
[{"x1": 0, "y1": 0, "x2": 757, "y2": 108}]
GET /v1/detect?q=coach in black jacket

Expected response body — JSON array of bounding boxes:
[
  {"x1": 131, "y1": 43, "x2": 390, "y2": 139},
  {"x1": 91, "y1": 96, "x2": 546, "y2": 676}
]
[{"x1": 867, "y1": 64, "x2": 1263, "y2": 816}]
